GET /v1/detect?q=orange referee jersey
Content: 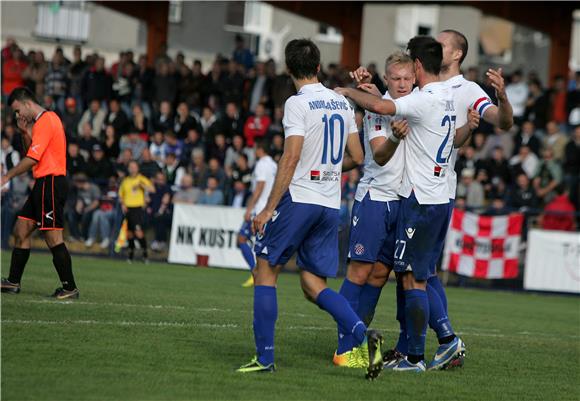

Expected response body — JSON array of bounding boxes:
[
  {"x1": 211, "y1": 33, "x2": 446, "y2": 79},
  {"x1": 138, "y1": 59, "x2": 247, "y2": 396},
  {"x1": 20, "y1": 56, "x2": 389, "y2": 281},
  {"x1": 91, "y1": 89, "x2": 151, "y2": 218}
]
[{"x1": 26, "y1": 111, "x2": 67, "y2": 178}]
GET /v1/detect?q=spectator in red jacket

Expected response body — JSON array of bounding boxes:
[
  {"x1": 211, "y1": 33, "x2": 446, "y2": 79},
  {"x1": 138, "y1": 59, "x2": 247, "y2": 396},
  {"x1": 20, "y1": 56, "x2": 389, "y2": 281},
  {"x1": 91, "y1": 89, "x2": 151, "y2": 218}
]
[
  {"x1": 2, "y1": 48, "x2": 27, "y2": 96},
  {"x1": 541, "y1": 184, "x2": 577, "y2": 231},
  {"x1": 243, "y1": 103, "x2": 270, "y2": 147}
]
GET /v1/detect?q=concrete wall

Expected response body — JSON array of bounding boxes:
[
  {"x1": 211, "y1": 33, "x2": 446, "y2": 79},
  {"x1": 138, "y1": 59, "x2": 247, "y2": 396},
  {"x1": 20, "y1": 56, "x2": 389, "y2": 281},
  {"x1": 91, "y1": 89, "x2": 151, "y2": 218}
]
[
  {"x1": 360, "y1": 4, "x2": 398, "y2": 68},
  {"x1": 437, "y1": 5, "x2": 482, "y2": 69},
  {"x1": 165, "y1": 2, "x2": 238, "y2": 61},
  {"x1": 571, "y1": 11, "x2": 580, "y2": 70},
  {"x1": 259, "y1": 6, "x2": 341, "y2": 66},
  {"x1": 85, "y1": 3, "x2": 140, "y2": 53}
]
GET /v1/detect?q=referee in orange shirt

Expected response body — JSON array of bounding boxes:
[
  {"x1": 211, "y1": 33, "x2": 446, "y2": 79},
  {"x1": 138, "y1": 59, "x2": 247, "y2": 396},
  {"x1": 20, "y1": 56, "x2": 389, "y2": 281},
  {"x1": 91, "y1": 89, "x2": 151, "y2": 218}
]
[{"x1": 1, "y1": 87, "x2": 79, "y2": 299}]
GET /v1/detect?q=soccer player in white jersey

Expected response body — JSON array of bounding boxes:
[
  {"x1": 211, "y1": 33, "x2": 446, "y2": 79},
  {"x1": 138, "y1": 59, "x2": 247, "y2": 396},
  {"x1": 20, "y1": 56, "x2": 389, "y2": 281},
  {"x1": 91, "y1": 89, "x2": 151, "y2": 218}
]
[
  {"x1": 333, "y1": 51, "x2": 413, "y2": 368},
  {"x1": 407, "y1": 29, "x2": 513, "y2": 370},
  {"x1": 336, "y1": 36, "x2": 476, "y2": 372},
  {"x1": 238, "y1": 138, "x2": 278, "y2": 287},
  {"x1": 237, "y1": 39, "x2": 385, "y2": 380}
]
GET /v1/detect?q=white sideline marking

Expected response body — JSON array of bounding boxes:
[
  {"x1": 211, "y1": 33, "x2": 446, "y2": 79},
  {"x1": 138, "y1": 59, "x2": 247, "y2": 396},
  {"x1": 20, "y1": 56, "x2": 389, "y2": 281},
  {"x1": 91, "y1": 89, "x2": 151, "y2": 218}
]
[
  {"x1": 2, "y1": 319, "x2": 238, "y2": 329},
  {"x1": 22, "y1": 300, "x2": 306, "y2": 317},
  {"x1": 24, "y1": 300, "x2": 188, "y2": 310},
  {"x1": 2, "y1": 319, "x2": 578, "y2": 339}
]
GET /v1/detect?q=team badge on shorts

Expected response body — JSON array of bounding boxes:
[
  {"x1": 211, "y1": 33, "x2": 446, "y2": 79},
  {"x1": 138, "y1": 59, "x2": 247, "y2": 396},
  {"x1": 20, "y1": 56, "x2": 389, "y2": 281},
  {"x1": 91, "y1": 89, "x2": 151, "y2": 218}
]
[{"x1": 354, "y1": 243, "x2": 365, "y2": 256}]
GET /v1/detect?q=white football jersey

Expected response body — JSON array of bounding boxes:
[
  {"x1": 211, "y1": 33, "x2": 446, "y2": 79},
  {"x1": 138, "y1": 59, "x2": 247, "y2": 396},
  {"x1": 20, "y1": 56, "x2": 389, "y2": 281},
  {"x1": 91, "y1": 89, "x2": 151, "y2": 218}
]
[
  {"x1": 393, "y1": 81, "x2": 456, "y2": 204},
  {"x1": 356, "y1": 91, "x2": 404, "y2": 202},
  {"x1": 283, "y1": 83, "x2": 358, "y2": 209},
  {"x1": 445, "y1": 75, "x2": 494, "y2": 199},
  {"x1": 252, "y1": 155, "x2": 278, "y2": 214}
]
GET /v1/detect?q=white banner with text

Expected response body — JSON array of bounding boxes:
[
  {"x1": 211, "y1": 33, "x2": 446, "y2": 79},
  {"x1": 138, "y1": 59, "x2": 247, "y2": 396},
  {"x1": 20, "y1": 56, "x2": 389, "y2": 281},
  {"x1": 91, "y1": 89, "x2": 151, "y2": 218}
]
[
  {"x1": 168, "y1": 204, "x2": 248, "y2": 269},
  {"x1": 524, "y1": 229, "x2": 580, "y2": 294}
]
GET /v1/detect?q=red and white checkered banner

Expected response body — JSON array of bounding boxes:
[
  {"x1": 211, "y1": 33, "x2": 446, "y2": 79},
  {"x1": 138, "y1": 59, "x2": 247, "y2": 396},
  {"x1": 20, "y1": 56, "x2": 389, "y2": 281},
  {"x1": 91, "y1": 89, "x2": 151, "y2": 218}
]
[{"x1": 442, "y1": 210, "x2": 524, "y2": 279}]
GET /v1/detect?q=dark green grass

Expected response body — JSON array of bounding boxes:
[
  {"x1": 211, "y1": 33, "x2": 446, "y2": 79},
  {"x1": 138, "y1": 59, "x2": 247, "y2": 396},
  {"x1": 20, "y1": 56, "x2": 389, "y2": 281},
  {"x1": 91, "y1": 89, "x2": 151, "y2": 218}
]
[{"x1": 1, "y1": 252, "x2": 579, "y2": 401}]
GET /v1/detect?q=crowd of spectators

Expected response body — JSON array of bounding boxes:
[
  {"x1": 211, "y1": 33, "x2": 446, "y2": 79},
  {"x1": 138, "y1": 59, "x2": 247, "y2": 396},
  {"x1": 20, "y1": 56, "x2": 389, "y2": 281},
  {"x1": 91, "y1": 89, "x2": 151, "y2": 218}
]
[
  {"x1": 1, "y1": 36, "x2": 578, "y2": 252},
  {"x1": 447, "y1": 67, "x2": 579, "y2": 231}
]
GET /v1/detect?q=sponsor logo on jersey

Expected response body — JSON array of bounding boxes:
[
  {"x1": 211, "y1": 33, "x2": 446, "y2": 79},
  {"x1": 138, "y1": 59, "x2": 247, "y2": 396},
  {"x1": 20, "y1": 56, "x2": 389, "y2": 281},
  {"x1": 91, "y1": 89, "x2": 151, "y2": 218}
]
[
  {"x1": 271, "y1": 210, "x2": 280, "y2": 222},
  {"x1": 434, "y1": 166, "x2": 446, "y2": 177},
  {"x1": 310, "y1": 170, "x2": 320, "y2": 181},
  {"x1": 406, "y1": 228, "x2": 416, "y2": 239},
  {"x1": 45, "y1": 211, "x2": 54, "y2": 221},
  {"x1": 352, "y1": 216, "x2": 359, "y2": 226},
  {"x1": 354, "y1": 243, "x2": 365, "y2": 255}
]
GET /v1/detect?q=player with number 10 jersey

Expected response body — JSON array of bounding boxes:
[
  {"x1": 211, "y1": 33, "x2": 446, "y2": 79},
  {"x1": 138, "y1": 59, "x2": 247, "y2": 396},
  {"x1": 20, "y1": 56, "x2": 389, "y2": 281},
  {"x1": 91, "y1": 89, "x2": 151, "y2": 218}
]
[{"x1": 238, "y1": 39, "x2": 384, "y2": 379}]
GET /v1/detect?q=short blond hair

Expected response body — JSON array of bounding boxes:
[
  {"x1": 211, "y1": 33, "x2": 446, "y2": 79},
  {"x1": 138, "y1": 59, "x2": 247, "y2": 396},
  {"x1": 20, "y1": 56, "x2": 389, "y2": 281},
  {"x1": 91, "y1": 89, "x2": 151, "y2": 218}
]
[{"x1": 385, "y1": 51, "x2": 413, "y2": 73}]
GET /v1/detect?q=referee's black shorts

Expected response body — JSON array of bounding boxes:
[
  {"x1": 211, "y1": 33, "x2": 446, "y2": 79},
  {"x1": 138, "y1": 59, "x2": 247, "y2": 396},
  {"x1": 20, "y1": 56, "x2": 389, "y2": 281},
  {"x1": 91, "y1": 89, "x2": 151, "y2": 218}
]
[
  {"x1": 18, "y1": 175, "x2": 67, "y2": 230},
  {"x1": 126, "y1": 207, "x2": 145, "y2": 231}
]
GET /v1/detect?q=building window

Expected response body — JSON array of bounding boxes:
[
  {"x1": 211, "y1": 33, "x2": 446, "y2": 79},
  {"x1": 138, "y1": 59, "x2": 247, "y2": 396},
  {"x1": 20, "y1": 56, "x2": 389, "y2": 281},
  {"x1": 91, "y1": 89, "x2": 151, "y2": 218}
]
[
  {"x1": 418, "y1": 26, "x2": 431, "y2": 36},
  {"x1": 169, "y1": 0, "x2": 183, "y2": 24},
  {"x1": 316, "y1": 24, "x2": 343, "y2": 44},
  {"x1": 35, "y1": 2, "x2": 90, "y2": 42},
  {"x1": 225, "y1": 1, "x2": 245, "y2": 28}
]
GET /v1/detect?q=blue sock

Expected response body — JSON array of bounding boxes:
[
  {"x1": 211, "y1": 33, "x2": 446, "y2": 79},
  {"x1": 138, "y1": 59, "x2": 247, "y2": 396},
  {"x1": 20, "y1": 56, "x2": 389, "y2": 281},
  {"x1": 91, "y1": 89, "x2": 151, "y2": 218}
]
[
  {"x1": 253, "y1": 285, "x2": 277, "y2": 365},
  {"x1": 395, "y1": 282, "x2": 408, "y2": 354},
  {"x1": 427, "y1": 276, "x2": 448, "y2": 313},
  {"x1": 405, "y1": 289, "x2": 429, "y2": 358},
  {"x1": 317, "y1": 288, "x2": 366, "y2": 346},
  {"x1": 239, "y1": 242, "x2": 256, "y2": 270},
  {"x1": 427, "y1": 283, "x2": 454, "y2": 340},
  {"x1": 337, "y1": 279, "x2": 363, "y2": 353},
  {"x1": 357, "y1": 283, "x2": 382, "y2": 326}
]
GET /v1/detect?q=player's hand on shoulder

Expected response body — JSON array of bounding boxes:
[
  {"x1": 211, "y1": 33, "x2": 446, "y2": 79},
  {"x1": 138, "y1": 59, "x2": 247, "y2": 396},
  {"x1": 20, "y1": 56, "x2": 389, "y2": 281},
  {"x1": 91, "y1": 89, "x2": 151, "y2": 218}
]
[
  {"x1": 357, "y1": 83, "x2": 381, "y2": 97},
  {"x1": 334, "y1": 87, "x2": 349, "y2": 97},
  {"x1": 486, "y1": 68, "x2": 507, "y2": 102},
  {"x1": 252, "y1": 209, "x2": 273, "y2": 236},
  {"x1": 349, "y1": 66, "x2": 372, "y2": 85},
  {"x1": 467, "y1": 109, "x2": 480, "y2": 131},
  {"x1": 391, "y1": 119, "x2": 409, "y2": 140}
]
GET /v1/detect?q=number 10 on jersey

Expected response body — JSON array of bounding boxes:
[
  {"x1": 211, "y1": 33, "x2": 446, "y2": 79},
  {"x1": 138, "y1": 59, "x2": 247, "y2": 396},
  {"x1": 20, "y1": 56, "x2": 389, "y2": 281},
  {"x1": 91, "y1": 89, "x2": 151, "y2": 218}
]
[{"x1": 321, "y1": 114, "x2": 345, "y2": 165}]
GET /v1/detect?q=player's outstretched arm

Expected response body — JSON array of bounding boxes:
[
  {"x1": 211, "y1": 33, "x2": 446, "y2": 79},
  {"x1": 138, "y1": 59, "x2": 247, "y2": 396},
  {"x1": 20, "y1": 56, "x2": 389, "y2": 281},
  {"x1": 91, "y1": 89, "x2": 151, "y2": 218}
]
[
  {"x1": 0, "y1": 156, "x2": 37, "y2": 186},
  {"x1": 483, "y1": 68, "x2": 513, "y2": 130},
  {"x1": 253, "y1": 135, "x2": 303, "y2": 235},
  {"x1": 335, "y1": 87, "x2": 396, "y2": 116},
  {"x1": 342, "y1": 132, "x2": 364, "y2": 172},
  {"x1": 454, "y1": 110, "x2": 480, "y2": 148},
  {"x1": 372, "y1": 120, "x2": 408, "y2": 166}
]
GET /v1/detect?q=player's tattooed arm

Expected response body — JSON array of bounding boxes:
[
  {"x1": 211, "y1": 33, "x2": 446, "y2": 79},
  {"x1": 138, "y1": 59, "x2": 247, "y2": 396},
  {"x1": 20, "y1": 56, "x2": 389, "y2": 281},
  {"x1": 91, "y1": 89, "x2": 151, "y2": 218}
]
[
  {"x1": 371, "y1": 120, "x2": 409, "y2": 166},
  {"x1": 357, "y1": 83, "x2": 382, "y2": 97},
  {"x1": 253, "y1": 136, "x2": 303, "y2": 235},
  {"x1": 334, "y1": 87, "x2": 396, "y2": 116},
  {"x1": 454, "y1": 110, "x2": 480, "y2": 148},
  {"x1": 342, "y1": 132, "x2": 364, "y2": 172},
  {"x1": 483, "y1": 68, "x2": 513, "y2": 130}
]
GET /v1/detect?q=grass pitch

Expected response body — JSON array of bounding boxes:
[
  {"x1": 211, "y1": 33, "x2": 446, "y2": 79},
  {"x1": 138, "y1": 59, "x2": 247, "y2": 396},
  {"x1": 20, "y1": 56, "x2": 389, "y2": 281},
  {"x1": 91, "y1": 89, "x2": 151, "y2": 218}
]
[{"x1": 1, "y1": 252, "x2": 579, "y2": 401}]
